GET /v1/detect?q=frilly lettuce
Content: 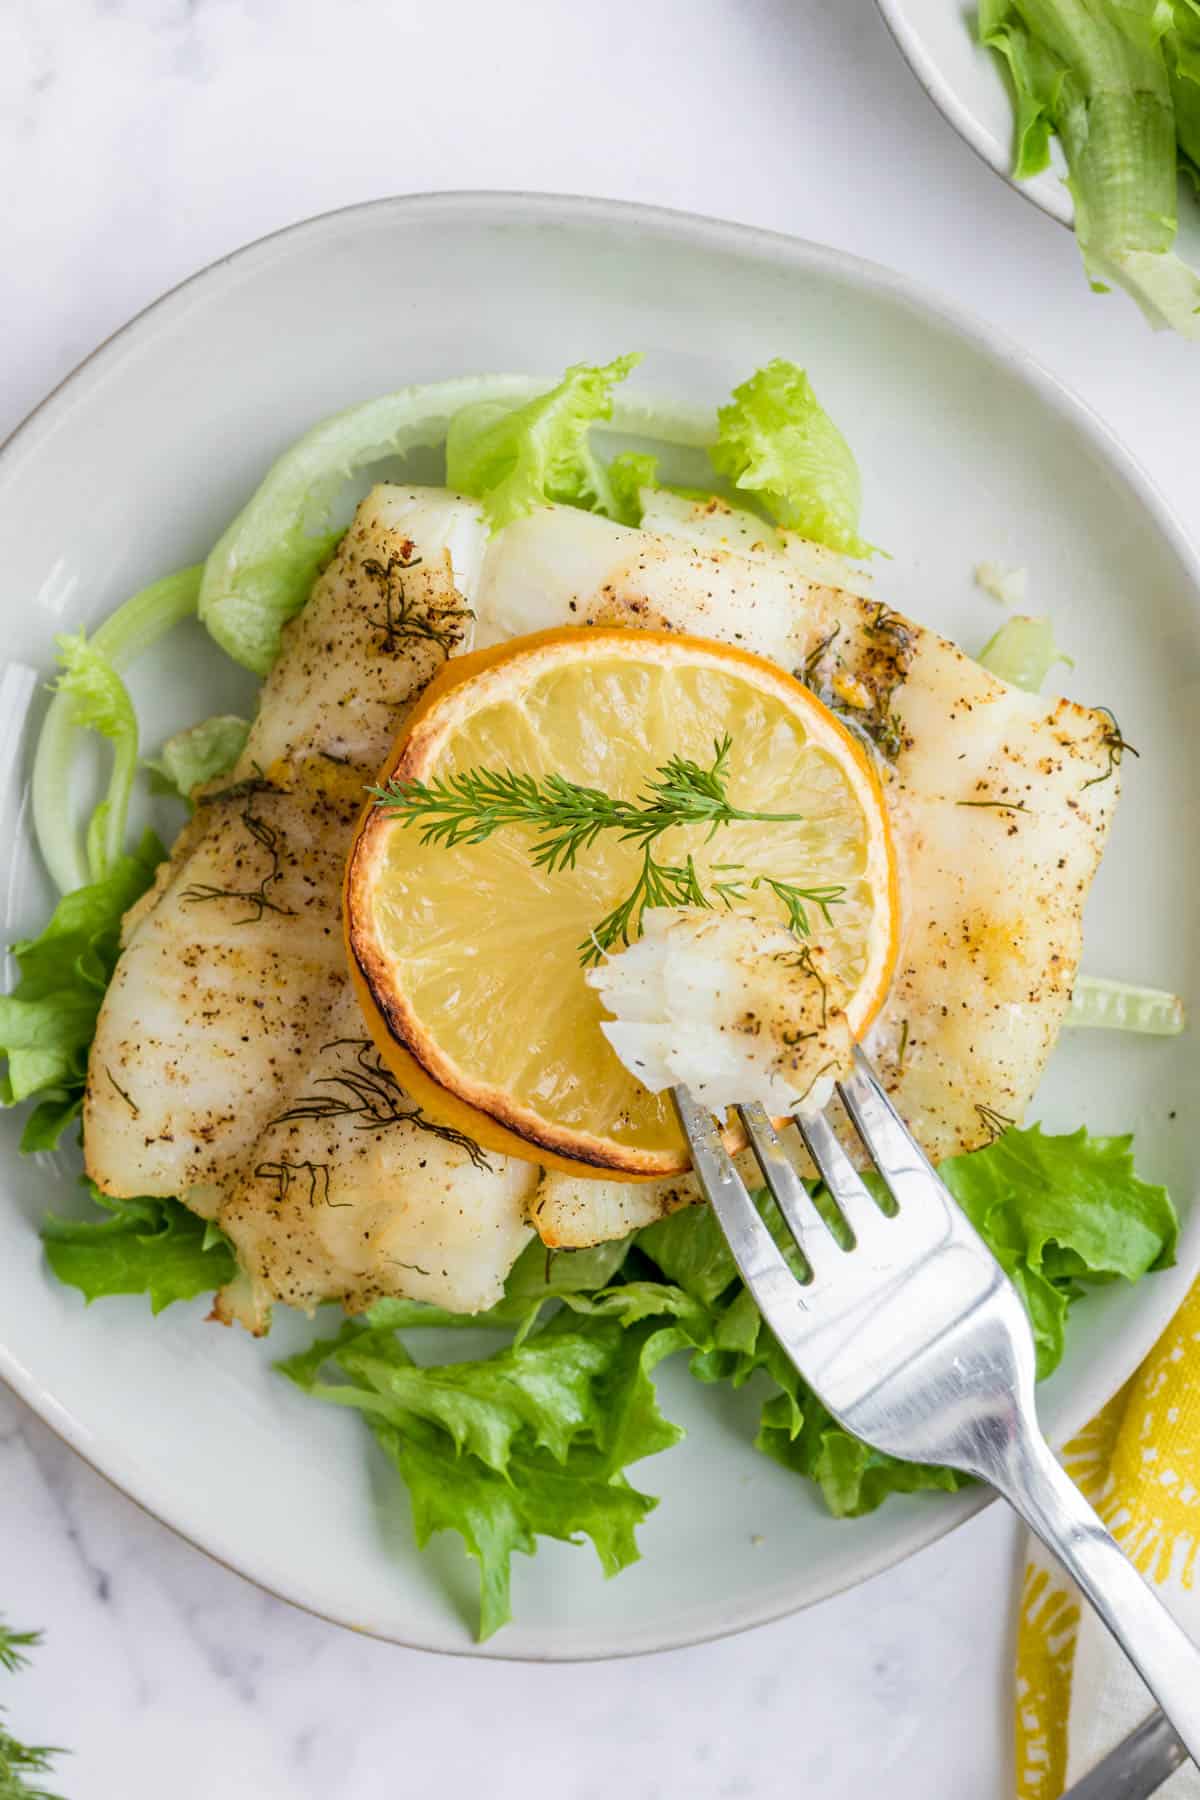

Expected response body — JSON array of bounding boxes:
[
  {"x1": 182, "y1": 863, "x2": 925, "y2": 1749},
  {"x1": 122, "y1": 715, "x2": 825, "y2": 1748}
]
[
  {"x1": 33, "y1": 566, "x2": 200, "y2": 896},
  {"x1": 279, "y1": 1308, "x2": 685, "y2": 1640},
  {"x1": 41, "y1": 1180, "x2": 236, "y2": 1314},
  {"x1": 445, "y1": 354, "x2": 641, "y2": 530},
  {"x1": 710, "y1": 359, "x2": 872, "y2": 555},
  {"x1": 275, "y1": 1120, "x2": 1175, "y2": 1632}
]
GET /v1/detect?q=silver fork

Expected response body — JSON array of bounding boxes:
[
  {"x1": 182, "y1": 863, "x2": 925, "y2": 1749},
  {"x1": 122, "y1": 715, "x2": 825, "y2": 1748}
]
[{"x1": 673, "y1": 1047, "x2": 1200, "y2": 1762}]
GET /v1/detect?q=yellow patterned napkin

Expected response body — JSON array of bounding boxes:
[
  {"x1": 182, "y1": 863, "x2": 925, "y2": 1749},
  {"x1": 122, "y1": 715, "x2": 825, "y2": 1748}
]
[{"x1": 1015, "y1": 1281, "x2": 1200, "y2": 1797}]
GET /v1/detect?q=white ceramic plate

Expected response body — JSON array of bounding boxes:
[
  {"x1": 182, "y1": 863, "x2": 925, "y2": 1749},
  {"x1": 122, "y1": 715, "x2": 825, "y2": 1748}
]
[
  {"x1": 875, "y1": 1, "x2": 1200, "y2": 264},
  {"x1": 2, "y1": 192, "x2": 1198, "y2": 1660}
]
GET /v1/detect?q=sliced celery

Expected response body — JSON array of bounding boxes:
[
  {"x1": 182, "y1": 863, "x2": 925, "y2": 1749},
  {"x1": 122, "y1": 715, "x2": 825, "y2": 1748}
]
[
  {"x1": 31, "y1": 567, "x2": 201, "y2": 893},
  {"x1": 1068, "y1": 975, "x2": 1185, "y2": 1033}
]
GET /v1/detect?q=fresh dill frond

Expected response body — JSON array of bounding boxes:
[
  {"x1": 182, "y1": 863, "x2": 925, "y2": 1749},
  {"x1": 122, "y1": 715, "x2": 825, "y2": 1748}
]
[
  {"x1": 374, "y1": 736, "x2": 844, "y2": 966},
  {"x1": 704, "y1": 866, "x2": 846, "y2": 937},
  {"x1": 580, "y1": 847, "x2": 710, "y2": 966},
  {"x1": 0, "y1": 1630, "x2": 38, "y2": 1680},
  {"x1": 975, "y1": 1102, "x2": 1015, "y2": 1144},
  {"x1": 0, "y1": 1621, "x2": 65, "y2": 1800},
  {"x1": 1081, "y1": 709, "x2": 1139, "y2": 792},
  {"x1": 361, "y1": 551, "x2": 473, "y2": 657},
  {"x1": 267, "y1": 1039, "x2": 491, "y2": 1170},
  {"x1": 181, "y1": 807, "x2": 295, "y2": 924},
  {"x1": 955, "y1": 798, "x2": 1031, "y2": 815}
]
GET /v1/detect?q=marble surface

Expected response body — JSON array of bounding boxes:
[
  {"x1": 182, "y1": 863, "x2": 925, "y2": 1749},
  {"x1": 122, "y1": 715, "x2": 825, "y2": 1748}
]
[{"x1": 2, "y1": 1, "x2": 1198, "y2": 1794}]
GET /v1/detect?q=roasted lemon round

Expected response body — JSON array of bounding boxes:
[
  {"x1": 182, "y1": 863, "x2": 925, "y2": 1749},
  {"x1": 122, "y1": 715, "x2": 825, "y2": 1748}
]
[{"x1": 345, "y1": 626, "x2": 897, "y2": 1177}]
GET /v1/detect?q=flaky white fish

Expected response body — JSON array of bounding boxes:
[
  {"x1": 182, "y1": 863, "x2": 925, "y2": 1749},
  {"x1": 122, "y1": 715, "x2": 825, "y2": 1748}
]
[{"x1": 86, "y1": 481, "x2": 1121, "y2": 1290}]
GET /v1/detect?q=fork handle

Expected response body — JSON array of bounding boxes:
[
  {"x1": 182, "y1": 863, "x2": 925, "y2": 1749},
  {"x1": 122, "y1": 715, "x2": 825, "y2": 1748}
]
[{"x1": 990, "y1": 1425, "x2": 1200, "y2": 1764}]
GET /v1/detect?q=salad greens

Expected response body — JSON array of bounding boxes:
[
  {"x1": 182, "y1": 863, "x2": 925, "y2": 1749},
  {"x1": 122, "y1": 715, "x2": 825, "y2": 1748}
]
[
  {"x1": 282, "y1": 1122, "x2": 1174, "y2": 1633},
  {"x1": 145, "y1": 713, "x2": 249, "y2": 802},
  {"x1": 980, "y1": 0, "x2": 1200, "y2": 336},
  {"x1": 42, "y1": 1181, "x2": 236, "y2": 1315},
  {"x1": 711, "y1": 360, "x2": 872, "y2": 555},
  {"x1": 0, "y1": 831, "x2": 163, "y2": 1152},
  {"x1": 280, "y1": 1308, "x2": 687, "y2": 1640},
  {"x1": 978, "y1": 612, "x2": 1073, "y2": 691},
  {"x1": 446, "y1": 354, "x2": 642, "y2": 530},
  {"x1": 1, "y1": 351, "x2": 1182, "y2": 1637},
  {"x1": 194, "y1": 352, "x2": 870, "y2": 682},
  {"x1": 198, "y1": 374, "x2": 555, "y2": 674},
  {"x1": 32, "y1": 566, "x2": 201, "y2": 895},
  {"x1": 605, "y1": 450, "x2": 660, "y2": 526},
  {"x1": 1069, "y1": 974, "x2": 1185, "y2": 1032}
]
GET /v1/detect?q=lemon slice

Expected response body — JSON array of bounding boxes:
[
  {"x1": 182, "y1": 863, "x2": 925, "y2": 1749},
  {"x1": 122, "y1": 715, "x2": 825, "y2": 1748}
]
[{"x1": 346, "y1": 626, "x2": 897, "y2": 1178}]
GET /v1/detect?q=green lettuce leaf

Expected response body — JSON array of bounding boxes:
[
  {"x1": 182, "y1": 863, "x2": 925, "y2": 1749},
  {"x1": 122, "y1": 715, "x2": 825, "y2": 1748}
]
[
  {"x1": 51, "y1": 634, "x2": 139, "y2": 883},
  {"x1": 279, "y1": 1122, "x2": 1174, "y2": 1623},
  {"x1": 198, "y1": 374, "x2": 554, "y2": 673},
  {"x1": 364, "y1": 1233, "x2": 634, "y2": 1341},
  {"x1": 755, "y1": 1367, "x2": 967, "y2": 1515},
  {"x1": 1167, "y1": 0, "x2": 1200, "y2": 172},
  {"x1": 635, "y1": 1201, "x2": 738, "y2": 1307},
  {"x1": 977, "y1": 613, "x2": 1074, "y2": 691},
  {"x1": 41, "y1": 1180, "x2": 235, "y2": 1314},
  {"x1": 145, "y1": 714, "x2": 249, "y2": 801},
  {"x1": 709, "y1": 359, "x2": 872, "y2": 555},
  {"x1": 0, "y1": 831, "x2": 163, "y2": 1149},
  {"x1": 981, "y1": 0, "x2": 1200, "y2": 336},
  {"x1": 979, "y1": 0, "x2": 1065, "y2": 174},
  {"x1": 640, "y1": 1122, "x2": 1176, "y2": 1507},
  {"x1": 605, "y1": 451, "x2": 660, "y2": 527},
  {"x1": 279, "y1": 1309, "x2": 685, "y2": 1639},
  {"x1": 941, "y1": 1122, "x2": 1177, "y2": 1286},
  {"x1": 446, "y1": 354, "x2": 640, "y2": 531},
  {"x1": 195, "y1": 369, "x2": 714, "y2": 674}
]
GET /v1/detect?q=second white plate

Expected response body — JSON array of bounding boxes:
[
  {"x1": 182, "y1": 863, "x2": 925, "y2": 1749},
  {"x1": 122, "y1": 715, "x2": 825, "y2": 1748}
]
[{"x1": 876, "y1": 1, "x2": 1200, "y2": 266}]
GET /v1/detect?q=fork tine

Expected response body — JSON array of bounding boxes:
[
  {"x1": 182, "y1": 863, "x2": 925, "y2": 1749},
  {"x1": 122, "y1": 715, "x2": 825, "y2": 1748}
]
[
  {"x1": 738, "y1": 1102, "x2": 835, "y2": 1277},
  {"x1": 672, "y1": 1086, "x2": 813, "y2": 1328},
  {"x1": 791, "y1": 1104, "x2": 894, "y2": 1245},
  {"x1": 836, "y1": 1046, "x2": 937, "y2": 1212}
]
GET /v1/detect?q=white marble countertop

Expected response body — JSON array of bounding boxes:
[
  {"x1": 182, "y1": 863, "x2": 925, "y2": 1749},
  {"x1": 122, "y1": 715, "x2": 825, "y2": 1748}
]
[{"x1": 3, "y1": 1, "x2": 1198, "y2": 1794}]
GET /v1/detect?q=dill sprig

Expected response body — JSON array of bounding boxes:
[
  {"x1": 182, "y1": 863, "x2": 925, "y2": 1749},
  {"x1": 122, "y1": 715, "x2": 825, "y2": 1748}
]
[
  {"x1": 1081, "y1": 709, "x2": 1139, "y2": 792},
  {"x1": 362, "y1": 551, "x2": 472, "y2": 657},
  {"x1": 372, "y1": 735, "x2": 805, "y2": 865},
  {"x1": 710, "y1": 866, "x2": 847, "y2": 937},
  {"x1": 0, "y1": 1622, "x2": 65, "y2": 1800},
  {"x1": 268, "y1": 1039, "x2": 492, "y2": 1171},
  {"x1": 975, "y1": 1102, "x2": 1015, "y2": 1144},
  {"x1": 0, "y1": 1630, "x2": 38, "y2": 1680},
  {"x1": 582, "y1": 848, "x2": 709, "y2": 966},
  {"x1": 181, "y1": 807, "x2": 295, "y2": 925},
  {"x1": 373, "y1": 735, "x2": 844, "y2": 965}
]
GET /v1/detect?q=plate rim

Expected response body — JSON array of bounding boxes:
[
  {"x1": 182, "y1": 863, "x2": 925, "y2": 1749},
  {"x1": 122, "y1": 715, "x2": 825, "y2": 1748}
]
[
  {"x1": 2, "y1": 186, "x2": 1199, "y2": 1659},
  {"x1": 872, "y1": 0, "x2": 1076, "y2": 231}
]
